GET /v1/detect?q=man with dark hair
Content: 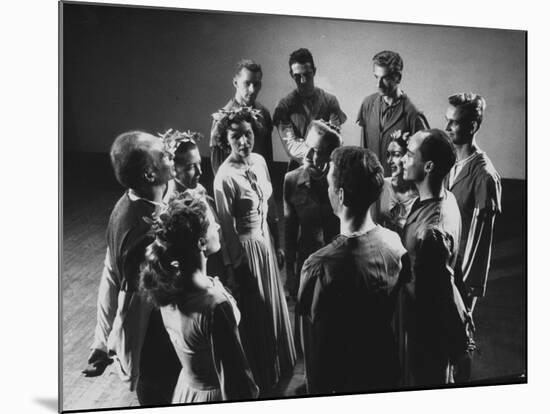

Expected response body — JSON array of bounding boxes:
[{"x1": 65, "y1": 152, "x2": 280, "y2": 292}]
[
  {"x1": 445, "y1": 93, "x2": 501, "y2": 381},
  {"x1": 274, "y1": 48, "x2": 347, "y2": 171},
  {"x1": 297, "y1": 146, "x2": 408, "y2": 394},
  {"x1": 85, "y1": 131, "x2": 180, "y2": 405},
  {"x1": 210, "y1": 59, "x2": 273, "y2": 175},
  {"x1": 401, "y1": 129, "x2": 471, "y2": 386},
  {"x1": 357, "y1": 50, "x2": 428, "y2": 176}
]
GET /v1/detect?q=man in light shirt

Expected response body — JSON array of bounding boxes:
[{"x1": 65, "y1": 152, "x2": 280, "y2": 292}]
[{"x1": 445, "y1": 93, "x2": 502, "y2": 382}]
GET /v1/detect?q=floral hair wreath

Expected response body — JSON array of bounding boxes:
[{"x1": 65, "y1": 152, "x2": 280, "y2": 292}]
[
  {"x1": 211, "y1": 106, "x2": 263, "y2": 151},
  {"x1": 389, "y1": 129, "x2": 411, "y2": 151},
  {"x1": 143, "y1": 189, "x2": 208, "y2": 269},
  {"x1": 211, "y1": 106, "x2": 263, "y2": 124},
  {"x1": 157, "y1": 129, "x2": 204, "y2": 157}
]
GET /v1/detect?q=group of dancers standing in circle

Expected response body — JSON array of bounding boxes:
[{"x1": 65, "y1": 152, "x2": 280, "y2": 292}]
[{"x1": 82, "y1": 48, "x2": 502, "y2": 405}]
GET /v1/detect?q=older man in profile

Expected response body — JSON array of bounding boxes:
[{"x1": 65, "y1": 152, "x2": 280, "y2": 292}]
[{"x1": 84, "y1": 131, "x2": 180, "y2": 405}]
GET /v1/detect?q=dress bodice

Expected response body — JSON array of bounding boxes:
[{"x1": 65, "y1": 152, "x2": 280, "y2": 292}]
[{"x1": 160, "y1": 278, "x2": 240, "y2": 390}]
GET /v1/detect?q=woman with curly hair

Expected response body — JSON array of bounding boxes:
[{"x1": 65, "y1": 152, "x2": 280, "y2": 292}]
[
  {"x1": 213, "y1": 107, "x2": 296, "y2": 395},
  {"x1": 140, "y1": 191, "x2": 259, "y2": 403},
  {"x1": 370, "y1": 130, "x2": 418, "y2": 236}
]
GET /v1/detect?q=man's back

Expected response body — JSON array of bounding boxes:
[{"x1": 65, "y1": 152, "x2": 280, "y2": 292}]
[{"x1": 297, "y1": 226, "x2": 406, "y2": 394}]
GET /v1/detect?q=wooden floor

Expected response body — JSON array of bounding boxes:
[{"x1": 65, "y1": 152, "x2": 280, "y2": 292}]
[{"x1": 61, "y1": 175, "x2": 526, "y2": 412}]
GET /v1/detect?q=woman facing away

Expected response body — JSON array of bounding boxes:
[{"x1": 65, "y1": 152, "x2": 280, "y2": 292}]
[
  {"x1": 370, "y1": 130, "x2": 418, "y2": 236},
  {"x1": 212, "y1": 107, "x2": 296, "y2": 395},
  {"x1": 139, "y1": 191, "x2": 259, "y2": 403}
]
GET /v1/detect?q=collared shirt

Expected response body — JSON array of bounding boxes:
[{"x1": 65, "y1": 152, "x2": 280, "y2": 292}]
[
  {"x1": 297, "y1": 226, "x2": 407, "y2": 393},
  {"x1": 448, "y1": 150, "x2": 478, "y2": 188},
  {"x1": 402, "y1": 190, "x2": 469, "y2": 356},
  {"x1": 273, "y1": 87, "x2": 347, "y2": 167},
  {"x1": 357, "y1": 92, "x2": 428, "y2": 177},
  {"x1": 446, "y1": 149, "x2": 502, "y2": 297}
]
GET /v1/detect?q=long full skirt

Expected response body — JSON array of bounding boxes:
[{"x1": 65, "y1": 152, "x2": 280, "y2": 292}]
[{"x1": 237, "y1": 230, "x2": 296, "y2": 394}]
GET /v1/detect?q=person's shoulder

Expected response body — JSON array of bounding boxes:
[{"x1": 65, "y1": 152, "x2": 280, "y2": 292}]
[
  {"x1": 275, "y1": 90, "x2": 297, "y2": 107},
  {"x1": 250, "y1": 152, "x2": 267, "y2": 167},
  {"x1": 360, "y1": 92, "x2": 379, "y2": 106},
  {"x1": 284, "y1": 166, "x2": 303, "y2": 183},
  {"x1": 222, "y1": 98, "x2": 237, "y2": 111},
  {"x1": 472, "y1": 150, "x2": 501, "y2": 180},
  {"x1": 401, "y1": 92, "x2": 419, "y2": 106},
  {"x1": 214, "y1": 161, "x2": 236, "y2": 187},
  {"x1": 309, "y1": 235, "x2": 346, "y2": 262},
  {"x1": 373, "y1": 225, "x2": 405, "y2": 248},
  {"x1": 254, "y1": 101, "x2": 271, "y2": 114}
]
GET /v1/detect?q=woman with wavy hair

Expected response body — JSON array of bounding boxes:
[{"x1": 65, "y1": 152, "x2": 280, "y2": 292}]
[
  {"x1": 213, "y1": 107, "x2": 296, "y2": 395},
  {"x1": 140, "y1": 191, "x2": 259, "y2": 403},
  {"x1": 370, "y1": 130, "x2": 418, "y2": 236}
]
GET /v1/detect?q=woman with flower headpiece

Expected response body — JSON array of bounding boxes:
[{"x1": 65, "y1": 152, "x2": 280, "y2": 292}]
[
  {"x1": 369, "y1": 130, "x2": 418, "y2": 236},
  {"x1": 368, "y1": 130, "x2": 418, "y2": 385},
  {"x1": 213, "y1": 107, "x2": 296, "y2": 395},
  {"x1": 140, "y1": 191, "x2": 259, "y2": 403},
  {"x1": 160, "y1": 129, "x2": 233, "y2": 286}
]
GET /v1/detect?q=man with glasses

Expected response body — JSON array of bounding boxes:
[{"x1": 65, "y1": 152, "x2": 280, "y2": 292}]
[
  {"x1": 273, "y1": 48, "x2": 347, "y2": 171},
  {"x1": 401, "y1": 129, "x2": 471, "y2": 386}
]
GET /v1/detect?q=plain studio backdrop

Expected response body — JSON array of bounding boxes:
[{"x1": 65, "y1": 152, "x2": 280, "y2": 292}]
[{"x1": 63, "y1": 4, "x2": 525, "y2": 180}]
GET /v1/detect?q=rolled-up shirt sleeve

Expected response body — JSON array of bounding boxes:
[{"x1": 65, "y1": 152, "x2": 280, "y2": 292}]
[{"x1": 91, "y1": 248, "x2": 119, "y2": 352}]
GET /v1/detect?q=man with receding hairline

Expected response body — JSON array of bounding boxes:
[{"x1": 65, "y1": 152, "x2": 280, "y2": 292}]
[
  {"x1": 85, "y1": 131, "x2": 180, "y2": 405},
  {"x1": 357, "y1": 50, "x2": 428, "y2": 177},
  {"x1": 401, "y1": 128, "x2": 472, "y2": 386},
  {"x1": 210, "y1": 59, "x2": 273, "y2": 175}
]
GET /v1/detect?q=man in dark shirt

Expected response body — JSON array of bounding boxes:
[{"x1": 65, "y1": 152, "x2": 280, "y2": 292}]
[
  {"x1": 85, "y1": 131, "x2": 180, "y2": 405},
  {"x1": 357, "y1": 50, "x2": 428, "y2": 176},
  {"x1": 210, "y1": 59, "x2": 273, "y2": 175},
  {"x1": 298, "y1": 146, "x2": 408, "y2": 394},
  {"x1": 274, "y1": 48, "x2": 347, "y2": 171},
  {"x1": 401, "y1": 128, "x2": 471, "y2": 386}
]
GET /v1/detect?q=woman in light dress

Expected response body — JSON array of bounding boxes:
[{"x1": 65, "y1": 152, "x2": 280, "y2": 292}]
[
  {"x1": 213, "y1": 107, "x2": 296, "y2": 395},
  {"x1": 140, "y1": 191, "x2": 259, "y2": 403}
]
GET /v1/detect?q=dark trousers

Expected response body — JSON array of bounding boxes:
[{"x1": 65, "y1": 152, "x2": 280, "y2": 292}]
[{"x1": 137, "y1": 309, "x2": 181, "y2": 406}]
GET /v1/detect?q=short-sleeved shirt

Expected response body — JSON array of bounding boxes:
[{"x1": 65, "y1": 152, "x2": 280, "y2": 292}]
[
  {"x1": 297, "y1": 226, "x2": 407, "y2": 393},
  {"x1": 356, "y1": 93, "x2": 428, "y2": 176}
]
